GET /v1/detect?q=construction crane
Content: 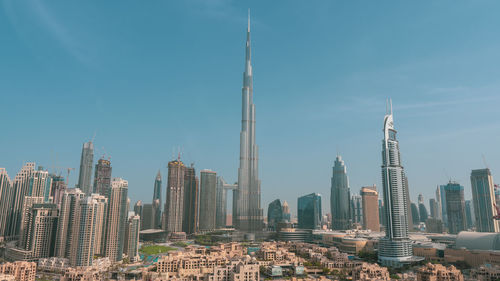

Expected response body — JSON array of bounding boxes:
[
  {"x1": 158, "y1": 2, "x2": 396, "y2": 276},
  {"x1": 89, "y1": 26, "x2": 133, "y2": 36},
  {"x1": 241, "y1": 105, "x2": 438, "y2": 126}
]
[{"x1": 64, "y1": 168, "x2": 75, "y2": 185}]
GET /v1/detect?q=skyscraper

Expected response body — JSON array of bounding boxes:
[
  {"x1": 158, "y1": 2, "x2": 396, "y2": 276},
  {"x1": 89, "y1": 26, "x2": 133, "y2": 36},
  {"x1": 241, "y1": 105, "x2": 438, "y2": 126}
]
[
  {"x1": 7, "y1": 163, "x2": 35, "y2": 239},
  {"x1": 19, "y1": 203, "x2": 58, "y2": 260},
  {"x1": 0, "y1": 169, "x2": 13, "y2": 238},
  {"x1": 153, "y1": 170, "x2": 162, "y2": 208},
  {"x1": 30, "y1": 169, "x2": 52, "y2": 202},
  {"x1": 93, "y1": 158, "x2": 112, "y2": 196},
  {"x1": 199, "y1": 170, "x2": 217, "y2": 231},
  {"x1": 49, "y1": 175, "x2": 66, "y2": 206},
  {"x1": 435, "y1": 187, "x2": 443, "y2": 221},
  {"x1": 418, "y1": 194, "x2": 429, "y2": 223},
  {"x1": 378, "y1": 102, "x2": 413, "y2": 267},
  {"x1": 465, "y1": 200, "x2": 474, "y2": 229},
  {"x1": 153, "y1": 199, "x2": 161, "y2": 229},
  {"x1": 70, "y1": 194, "x2": 107, "y2": 266},
  {"x1": 444, "y1": 182, "x2": 466, "y2": 234},
  {"x1": 103, "y1": 178, "x2": 128, "y2": 262},
  {"x1": 182, "y1": 164, "x2": 198, "y2": 234},
  {"x1": 55, "y1": 188, "x2": 86, "y2": 258},
  {"x1": 282, "y1": 200, "x2": 291, "y2": 222},
  {"x1": 410, "y1": 203, "x2": 420, "y2": 227},
  {"x1": 438, "y1": 185, "x2": 448, "y2": 227},
  {"x1": 164, "y1": 159, "x2": 185, "y2": 233},
  {"x1": 216, "y1": 177, "x2": 228, "y2": 229},
  {"x1": 351, "y1": 195, "x2": 363, "y2": 226},
  {"x1": 297, "y1": 193, "x2": 322, "y2": 230},
  {"x1": 429, "y1": 198, "x2": 438, "y2": 219},
  {"x1": 77, "y1": 141, "x2": 94, "y2": 195},
  {"x1": 234, "y1": 12, "x2": 263, "y2": 232},
  {"x1": 361, "y1": 186, "x2": 380, "y2": 232},
  {"x1": 330, "y1": 155, "x2": 351, "y2": 230},
  {"x1": 470, "y1": 168, "x2": 499, "y2": 232},
  {"x1": 267, "y1": 199, "x2": 283, "y2": 230},
  {"x1": 134, "y1": 200, "x2": 143, "y2": 217},
  {"x1": 141, "y1": 203, "x2": 154, "y2": 230},
  {"x1": 124, "y1": 215, "x2": 140, "y2": 262},
  {"x1": 153, "y1": 170, "x2": 162, "y2": 228}
]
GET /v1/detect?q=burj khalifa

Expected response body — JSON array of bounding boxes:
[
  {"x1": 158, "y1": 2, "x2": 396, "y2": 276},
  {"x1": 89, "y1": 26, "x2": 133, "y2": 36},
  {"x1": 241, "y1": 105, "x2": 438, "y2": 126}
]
[{"x1": 234, "y1": 11, "x2": 263, "y2": 232}]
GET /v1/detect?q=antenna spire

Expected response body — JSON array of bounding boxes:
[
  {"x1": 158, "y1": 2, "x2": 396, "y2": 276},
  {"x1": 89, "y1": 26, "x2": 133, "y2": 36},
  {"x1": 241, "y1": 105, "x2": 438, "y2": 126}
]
[{"x1": 390, "y1": 98, "x2": 393, "y2": 115}]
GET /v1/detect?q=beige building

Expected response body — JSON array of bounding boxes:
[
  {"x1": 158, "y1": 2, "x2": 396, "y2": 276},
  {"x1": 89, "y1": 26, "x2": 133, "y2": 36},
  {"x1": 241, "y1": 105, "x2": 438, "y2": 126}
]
[
  {"x1": 471, "y1": 265, "x2": 500, "y2": 280},
  {"x1": 124, "y1": 215, "x2": 141, "y2": 262},
  {"x1": 0, "y1": 274, "x2": 15, "y2": 281},
  {"x1": 416, "y1": 263, "x2": 463, "y2": 281},
  {"x1": 103, "y1": 178, "x2": 129, "y2": 262},
  {"x1": 19, "y1": 203, "x2": 58, "y2": 260},
  {"x1": 55, "y1": 189, "x2": 86, "y2": 258},
  {"x1": 352, "y1": 263, "x2": 390, "y2": 281},
  {"x1": 0, "y1": 261, "x2": 36, "y2": 281},
  {"x1": 61, "y1": 267, "x2": 101, "y2": 281},
  {"x1": 361, "y1": 186, "x2": 380, "y2": 232}
]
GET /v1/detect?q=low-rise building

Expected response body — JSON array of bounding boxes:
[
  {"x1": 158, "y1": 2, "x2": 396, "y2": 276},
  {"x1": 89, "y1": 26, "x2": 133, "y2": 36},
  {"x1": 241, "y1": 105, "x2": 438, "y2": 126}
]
[
  {"x1": 471, "y1": 265, "x2": 500, "y2": 280},
  {"x1": 352, "y1": 263, "x2": 390, "y2": 281},
  {"x1": 0, "y1": 262, "x2": 36, "y2": 281},
  {"x1": 416, "y1": 263, "x2": 463, "y2": 281}
]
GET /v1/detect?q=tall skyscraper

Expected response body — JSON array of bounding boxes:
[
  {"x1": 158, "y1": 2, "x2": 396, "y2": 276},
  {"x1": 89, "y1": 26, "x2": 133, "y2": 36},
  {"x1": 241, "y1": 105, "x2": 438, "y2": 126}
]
[
  {"x1": 30, "y1": 169, "x2": 52, "y2": 202},
  {"x1": 378, "y1": 102, "x2": 413, "y2": 267},
  {"x1": 234, "y1": 13, "x2": 263, "y2": 232},
  {"x1": 93, "y1": 158, "x2": 112, "y2": 196},
  {"x1": 282, "y1": 200, "x2": 291, "y2": 222},
  {"x1": 182, "y1": 164, "x2": 198, "y2": 234},
  {"x1": 153, "y1": 171, "x2": 162, "y2": 209},
  {"x1": 267, "y1": 199, "x2": 283, "y2": 230},
  {"x1": 438, "y1": 185, "x2": 448, "y2": 227},
  {"x1": 7, "y1": 163, "x2": 35, "y2": 239},
  {"x1": 297, "y1": 193, "x2": 322, "y2": 230},
  {"x1": 410, "y1": 203, "x2": 420, "y2": 227},
  {"x1": 55, "y1": 189, "x2": 86, "y2": 258},
  {"x1": 434, "y1": 187, "x2": 442, "y2": 221},
  {"x1": 0, "y1": 169, "x2": 13, "y2": 238},
  {"x1": 49, "y1": 175, "x2": 66, "y2": 207},
  {"x1": 330, "y1": 155, "x2": 351, "y2": 230},
  {"x1": 465, "y1": 200, "x2": 474, "y2": 229},
  {"x1": 351, "y1": 195, "x2": 363, "y2": 226},
  {"x1": 418, "y1": 194, "x2": 429, "y2": 223},
  {"x1": 470, "y1": 168, "x2": 499, "y2": 232},
  {"x1": 134, "y1": 200, "x2": 143, "y2": 217},
  {"x1": 429, "y1": 198, "x2": 438, "y2": 219},
  {"x1": 444, "y1": 182, "x2": 466, "y2": 234},
  {"x1": 20, "y1": 203, "x2": 58, "y2": 260},
  {"x1": 77, "y1": 141, "x2": 94, "y2": 195},
  {"x1": 124, "y1": 215, "x2": 140, "y2": 262},
  {"x1": 199, "y1": 170, "x2": 217, "y2": 231},
  {"x1": 70, "y1": 194, "x2": 107, "y2": 266},
  {"x1": 141, "y1": 203, "x2": 154, "y2": 230},
  {"x1": 19, "y1": 196, "x2": 45, "y2": 248},
  {"x1": 164, "y1": 159, "x2": 185, "y2": 233},
  {"x1": 153, "y1": 199, "x2": 161, "y2": 229},
  {"x1": 103, "y1": 178, "x2": 128, "y2": 262},
  {"x1": 216, "y1": 177, "x2": 228, "y2": 229},
  {"x1": 361, "y1": 186, "x2": 380, "y2": 232}
]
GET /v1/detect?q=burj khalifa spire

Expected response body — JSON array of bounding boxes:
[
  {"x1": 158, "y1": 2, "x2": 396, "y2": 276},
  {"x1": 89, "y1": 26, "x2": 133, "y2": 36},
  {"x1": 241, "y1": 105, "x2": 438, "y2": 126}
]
[{"x1": 234, "y1": 10, "x2": 263, "y2": 232}]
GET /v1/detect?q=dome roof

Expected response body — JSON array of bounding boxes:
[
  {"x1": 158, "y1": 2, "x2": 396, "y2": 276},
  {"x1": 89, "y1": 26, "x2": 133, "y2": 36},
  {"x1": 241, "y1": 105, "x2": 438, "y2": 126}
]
[{"x1": 455, "y1": 231, "x2": 500, "y2": 250}]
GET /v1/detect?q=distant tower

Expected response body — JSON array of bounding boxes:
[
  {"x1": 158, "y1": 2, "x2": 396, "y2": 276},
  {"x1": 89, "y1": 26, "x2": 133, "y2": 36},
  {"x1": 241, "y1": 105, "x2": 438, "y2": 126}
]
[
  {"x1": 351, "y1": 195, "x2": 363, "y2": 226},
  {"x1": 444, "y1": 182, "x2": 466, "y2": 234},
  {"x1": 465, "y1": 200, "x2": 474, "y2": 229},
  {"x1": 330, "y1": 155, "x2": 351, "y2": 230},
  {"x1": 50, "y1": 175, "x2": 66, "y2": 207},
  {"x1": 282, "y1": 200, "x2": 291, "y2": 222},
  {"x1": 267, "y1": 199, "x2": 283, "y2": 230},
  {"x1": 297, "y1": 193, "x2": 322, "y2": 230},
  {"x1": 410, "y1": 203, "x2": 420, "y2": 226},
  {"x1": 164, "y1": 160, "x2": 185, "y2": 233},
  {"x1": 199, "y1": 170, "x2": 217, "y2": 231},
  {"x1": 438, "y1": 185, "x2": 448, "y2": 227},
  {"x1": 216, "y1": 177, "x2": 228, "y2": 229},
  {"x1": 134, "y1": 200, "x2": 143, "y2": 217},
  {"x1": 93, "y1": 158, "x2": 112, "y2": 196},
  {"x1": 77, "y1": 141, "x2": 94, "y2": 195},
  {"x1": 361, "y1": 185, "x2": 380, "y2": 232},
  {"x1": 418, "y1": 194, "x2": 429, "y2": 223},
  {"x1": 470, "y1": 168, "x2": 499, "y2": 232},
  {"x1": 103, "y1": 178, "x2": 128, "y2": 262},
  {"x1": 124, "y1": 215, "x2": 140, "y2": 262},
  {"x1": 0, "y1": 169, "x2": 13, "y2": 238},
  {"x1": 151, "y1": 170, "x2": 162, "y2": 214},
  {"x1": 434, "y1": 187, "x2": 442, "y2": 221},
  {"x1": 141, "y1": 203, "x2": 153, "y2": 230},
  {"x1": 378, "y1": 101, "x2": 413, "y2": 267},
  {"x1": 182, "y1": 165, "x2": 198, "y2": 234},
  {"x1": 235, "y1": 11, "x2": 263, "y2": 232},
  {"x1": 153, "y1": 199, "x2": 161, "y2": 229}
]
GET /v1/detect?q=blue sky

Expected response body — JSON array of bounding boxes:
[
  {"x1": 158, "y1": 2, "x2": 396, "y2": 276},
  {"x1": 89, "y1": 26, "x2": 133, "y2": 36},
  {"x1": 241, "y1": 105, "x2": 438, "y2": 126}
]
[{"x1": 1, "y1": 0, "x2": 500, "y2": 216}]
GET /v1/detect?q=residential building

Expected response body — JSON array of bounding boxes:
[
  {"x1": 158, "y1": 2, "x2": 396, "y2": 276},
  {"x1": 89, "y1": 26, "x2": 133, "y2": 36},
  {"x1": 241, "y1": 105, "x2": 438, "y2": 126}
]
[
  {"x1": 361, "y1": 186, "x2": 380, "y2": 232},
  {"x1": 351, "y1": 195, "x2": 363, "y2": 226},
  {"x1": 102, "y1": 178, "x2": 128, "y2": 262},
  {"x1": 199, "y1": 170, "x2": 217, "y2": 231},
  {"x1": 164, "y1": 159, "x2": 186, "y2": 233},
  {"x1": 124, "y1": 215, "x2": 140, "y2": 262},
  {"x1": 7, "y1": 163, "x2": 35, "y2": 239},
  {"x1": 416, "y1": 263, "x2": 463, "y2": 281},
  {"x1": 93, "y1": 158, "x2": 112, "y2": 196},
  {"x1": 182, "y1": 164, "x2": 198, "y2": 234},
  {"x1": 0, "y1": 261, "x2": 36, "y2": 281},
  {"x1": 55, "y1": 189, "x2": 86, "y2": 258},
  {"x1": 0, "y1": 169, "x2": 13, "y2": 238},
  {"x1": 471, "y1": 168, "x2": 499, "y2": 232},
  {"x1": 20, "y1": 203, "x2": 58, "y2": 260}
]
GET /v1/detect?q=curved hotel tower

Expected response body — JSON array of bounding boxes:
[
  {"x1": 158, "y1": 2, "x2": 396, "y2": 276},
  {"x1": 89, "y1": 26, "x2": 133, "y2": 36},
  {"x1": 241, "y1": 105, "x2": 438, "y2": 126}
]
[
  {"x1": 234, "y1": 12, "x2": 263, "y2": 232},
  {"x1": 378, "y1": 101, "x2": 413, "y2": 267}
]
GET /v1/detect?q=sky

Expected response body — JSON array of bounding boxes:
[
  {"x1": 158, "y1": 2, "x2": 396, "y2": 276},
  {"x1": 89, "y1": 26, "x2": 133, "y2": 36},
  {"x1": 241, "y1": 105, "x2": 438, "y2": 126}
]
[{"x1": 1, "y1": 0, "x2": 500, "y2": 217}]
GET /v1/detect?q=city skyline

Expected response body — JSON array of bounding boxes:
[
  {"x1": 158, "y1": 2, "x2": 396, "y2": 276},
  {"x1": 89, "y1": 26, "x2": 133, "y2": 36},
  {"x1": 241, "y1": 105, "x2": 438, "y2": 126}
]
[{"x1": 2, "y1": 1, "x2": 500, "y2": 216}]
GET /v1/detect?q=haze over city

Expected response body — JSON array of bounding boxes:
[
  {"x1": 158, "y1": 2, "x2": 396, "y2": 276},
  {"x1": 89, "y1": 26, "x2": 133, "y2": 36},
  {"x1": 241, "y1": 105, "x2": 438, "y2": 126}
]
[{"x1": 2, "y1": 0, "x2": 500, "y2": 216}]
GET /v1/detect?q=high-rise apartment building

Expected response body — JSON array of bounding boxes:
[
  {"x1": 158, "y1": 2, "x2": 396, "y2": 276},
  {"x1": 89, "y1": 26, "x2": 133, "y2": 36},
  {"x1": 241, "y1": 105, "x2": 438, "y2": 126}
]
[
  {"x1": 199, "y1": 170, "x2": 217, "y2": 231},
  {"x1": 330, "y1": 155, "x2": 351, "y2": 230},
  {"x1": 378, "y1": 103, "x2": 413, "y2": 267},
  {"x1": 7, "y1": 163, "x2": 35, "y2": 239},
  {"x1": 164, "y1": 160, "x2": 185, "y2": 233},
  {"x1": 77, "y1": 141, "x2": 94, "y2": 195},
  {"x1": 19, "y1": 196, "x2": 44, "y2": 248},
  {"x1": 234, "y1": 14, "x2": 263, "y2": 232},
  {"x1": 471, "y1": 168, "x2": 499, "y2": 232},
  {"x1": 267, "y1": 199, "x2": 283, "y2": 230},
  {"x1": 0, "y1": 169, "x2": 13, "y2": 238},
  {"x1": 55, "y1": 189, "x2": 86, "y2": 258},
  {"x1": 124, "y1": 215, "x2": 140, "y2": 262},
  {"x1": 361, "y1": 186, "x2": 380, "y2": 232},
  {"x1": 444, "y1": 182, "x2": 466, "y2": 234},
  {"x1": 93, "y1": 158, "x2": 112, "y2": 196},
  {"x1": 20, "y1": 203, "x2": 58, "y2": 259},
  {"x1": 216, "y1": 177, "x2": 227, "y2": 229},
  {"x1": 70, "y1": 194, "x2": 107, "y2": 266},
  {"x1": 141, "y1": 203, "x2": 154, "y2": 230},
  {"x1": 465, "y1": 200, "x2": 474, "y2": 229},
  {"x1": 49, "y1": 175, "x2": 66, "y2": 206},
  {"x1": 182, "y1": 165, "x2": 198, "y2": 234},
  {"x1": 351, "y1": 195, "x2": 363, "y2": 225},
  {"x1": 103, "y1": 178, "x2": 128, "y2": 262},
  {"x1": 297, "y1": 193, "x2": 322, "y2": 230}
]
